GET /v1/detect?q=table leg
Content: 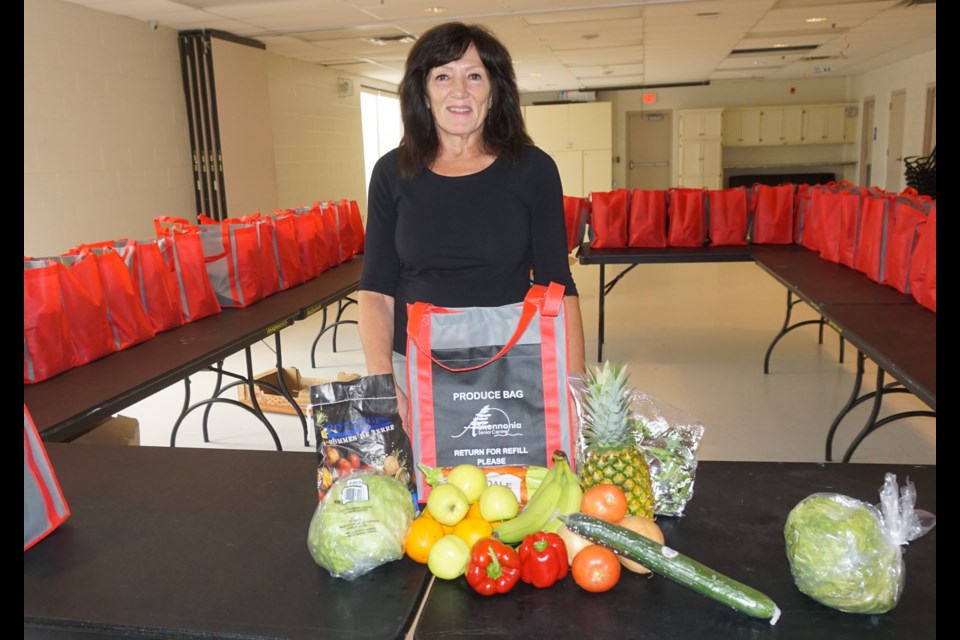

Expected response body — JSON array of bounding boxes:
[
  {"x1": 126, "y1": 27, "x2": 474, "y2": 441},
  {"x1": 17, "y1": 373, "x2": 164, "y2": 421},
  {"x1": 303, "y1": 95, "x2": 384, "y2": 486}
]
[
  {"x1": 825, "y1": 351, "x2": 866, "y2": 461},
  {"x1": 598, "y1": 263, "x2": 605, "y2": 362},
  {"x1": 763, "y1": 290, "x2": 823, "y2": 374},
  {"x1": 272, "y1": 332, "x2": 310, "y2": 447}
]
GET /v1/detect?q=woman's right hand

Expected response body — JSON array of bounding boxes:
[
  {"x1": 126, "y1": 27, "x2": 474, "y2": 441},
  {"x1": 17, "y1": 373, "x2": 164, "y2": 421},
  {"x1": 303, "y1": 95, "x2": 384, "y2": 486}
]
[{"x1": 394, "y1": 384, "x2": 411, "y2": 437}]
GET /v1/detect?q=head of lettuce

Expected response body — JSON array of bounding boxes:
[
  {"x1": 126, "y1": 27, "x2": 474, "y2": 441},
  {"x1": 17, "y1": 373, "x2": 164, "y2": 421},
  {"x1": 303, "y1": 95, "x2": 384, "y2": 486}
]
[
  {"x1": 783, "y1": 473, "x2": 935, "y2": 614},
  {"x1": 308, "y1": 472, "x2": 416, "y2": 580}
]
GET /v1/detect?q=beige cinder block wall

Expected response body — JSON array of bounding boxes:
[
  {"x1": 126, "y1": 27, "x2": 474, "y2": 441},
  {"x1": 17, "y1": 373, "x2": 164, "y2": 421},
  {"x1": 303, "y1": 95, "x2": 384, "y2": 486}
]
[{"x1": 24, "y1": 0, "x2": 195, "y2": 258}]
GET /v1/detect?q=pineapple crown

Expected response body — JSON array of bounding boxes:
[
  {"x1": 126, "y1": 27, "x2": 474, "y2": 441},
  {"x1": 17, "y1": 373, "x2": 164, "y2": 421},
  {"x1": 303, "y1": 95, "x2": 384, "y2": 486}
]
[{"x1": 580, "y1": 361, "x2": 636, "y2": 452}]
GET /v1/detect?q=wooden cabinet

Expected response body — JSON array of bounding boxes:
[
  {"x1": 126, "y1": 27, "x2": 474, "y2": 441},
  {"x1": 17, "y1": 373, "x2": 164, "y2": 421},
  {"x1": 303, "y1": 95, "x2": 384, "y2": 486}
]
[
  {"x1": 803, "y1": 104, "x2": 857, "y2": 144},
  {"x1": 525, "y1": 102, "x2": 612, "y2": 197},
  {"x1": 680, "y1": 108, "x2": 723, "y2": 139},
  {"x1": 722, "y1": 104, "x2": 856, "y2": 146},
  {"x1": 678, "y1": 139, "x2": 723, "y2": 190},
  {"x1": 759, "y1": 107, "x2": 804, "y2": 145},
  {"x1": 678, "y1": 108, "x2": 723, "y2": 189},
  {"x1": 723, "y1": 109, "x2": 762, "y2": 147}
]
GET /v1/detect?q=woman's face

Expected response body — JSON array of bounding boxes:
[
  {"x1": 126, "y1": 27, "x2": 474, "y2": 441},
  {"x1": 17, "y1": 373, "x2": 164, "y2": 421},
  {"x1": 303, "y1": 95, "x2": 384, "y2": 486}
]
[{"x1": 425, "y1": 44, "x2": 493, "y2": 144}]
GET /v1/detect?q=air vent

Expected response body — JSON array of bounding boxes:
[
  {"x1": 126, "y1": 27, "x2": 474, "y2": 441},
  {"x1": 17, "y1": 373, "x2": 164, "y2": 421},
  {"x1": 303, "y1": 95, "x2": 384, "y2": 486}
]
[
  {"x1": 731, "y1": 45, "x2": 819, "y2": 55},
  {"x1": 364, "y1": 34, "x2": 416, "y2": 46}
]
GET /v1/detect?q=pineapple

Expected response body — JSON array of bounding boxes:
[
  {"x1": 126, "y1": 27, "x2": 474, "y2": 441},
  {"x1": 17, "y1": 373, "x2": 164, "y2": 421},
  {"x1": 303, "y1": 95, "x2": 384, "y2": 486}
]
[{"x1": 578, "y1": 361, "x2": 655, "y2": 519}]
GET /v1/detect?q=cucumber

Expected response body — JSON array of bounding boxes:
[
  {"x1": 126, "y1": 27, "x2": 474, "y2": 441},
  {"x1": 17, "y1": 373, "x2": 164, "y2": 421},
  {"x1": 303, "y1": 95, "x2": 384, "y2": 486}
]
[{"x1": 562, "y1": 513, "x2": 781, "y2": 625}]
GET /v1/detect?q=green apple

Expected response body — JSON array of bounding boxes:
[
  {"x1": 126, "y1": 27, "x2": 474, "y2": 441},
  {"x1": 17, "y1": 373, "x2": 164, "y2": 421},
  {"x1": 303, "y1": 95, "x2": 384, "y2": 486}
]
[
  {"x1": 479, "y1": 484, "x2": 520, "y2": 522},
  {"x1": 426, "y1": 483, "x2": 470, "y2": 526},
  {"x1": 444, "y1": 464, "x2": 488, "y2": 504},
  {"x1": 427, "y1": 534, "x2": 471, "y2": 580}
]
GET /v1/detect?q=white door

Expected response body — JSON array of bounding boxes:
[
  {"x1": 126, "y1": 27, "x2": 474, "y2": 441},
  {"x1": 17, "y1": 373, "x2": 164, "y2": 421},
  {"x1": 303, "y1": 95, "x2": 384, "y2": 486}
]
[
  {"x1": 627, "y1": 111, "x2": 672, "y2": 190},
  {"x1": 885, "y1": 90, "x2": 907, "y2": 191}
]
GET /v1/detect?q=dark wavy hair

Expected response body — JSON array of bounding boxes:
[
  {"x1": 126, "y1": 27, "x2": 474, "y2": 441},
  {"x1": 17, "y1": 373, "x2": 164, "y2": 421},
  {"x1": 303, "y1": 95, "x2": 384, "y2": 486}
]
[{"x1": 397, "y1": 22, "x2": 532, "y2": 179}]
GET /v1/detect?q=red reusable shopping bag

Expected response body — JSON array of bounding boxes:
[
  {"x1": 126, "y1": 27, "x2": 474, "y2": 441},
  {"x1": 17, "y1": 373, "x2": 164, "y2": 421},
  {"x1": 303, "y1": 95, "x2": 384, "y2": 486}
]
[
  {"x1": 271, "y1": 211, "x2": 308, "y2": 289},
  {"x1": 198, "y1": 220, "x2": 266, "y2": 308},
  {"x1": 836, "y1": 188, "x2": 866, "y2": 268},
  {"x1": 24, "y1": 259, "x2": 76, "y2": 383},
  {"x1": 908, "y1": 203, "x2": 936, "y2": 311},
  {"x1": 243, "y1": 214, "x2": 282, "y2": 298},
  {"x1": 707, "y1": 188, "x2": 748, "y2": 246},
  {"x1": 627, "y1": 190, "x2": 667, "y2": 248},
  {"x1": 74, "y1": 245, "x2": 156, "y2": 350},
  {"x1": 853, "y1": 190, "x2": 897, "y2": 283},
  {"x1": 667, "y1": 188, "x2": 707, "y2": 247},
  {"x1": 24, "y1": 404, "x2": 70, "y2": 551},
  {"x1": 884, "y1": 196, "x2": 930, "y2": 294},
  {"x1": 796, "y1": 184, "x2": 826, "y2": 252},
  {"x1": 590, "y1": 189, "x2": 629, "y2": 249},
  {"x1": 347, "y1": 200, "x2": 366, "y2": 256},
  {"x1": 291, "y1": 209, "x2": 323, "y2": 280},
  {"x1": 750, "y1": 184, "x2": 794, "y2": 245},
  {"x1": 53, "y1": 254, "x2": 114, "y2": 365},
  {"x1": 563, "y1": 195, "x2": 590, "y2": 252},
  {"x1": 120, "y1": 239, "x2": 185, "y2": 333},
  {"x1": 154, "y1": 218, "x2": 222, "y2": 323},
  {"x1": 335, "y1": 199, "x2": 359, "y2": 261}
]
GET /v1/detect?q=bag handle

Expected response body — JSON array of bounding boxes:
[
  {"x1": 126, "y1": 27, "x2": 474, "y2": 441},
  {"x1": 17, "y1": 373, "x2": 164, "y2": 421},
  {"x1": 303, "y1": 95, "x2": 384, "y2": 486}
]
[{"x1": 407, "y1": 282, "x2": 565, "y2": 373}]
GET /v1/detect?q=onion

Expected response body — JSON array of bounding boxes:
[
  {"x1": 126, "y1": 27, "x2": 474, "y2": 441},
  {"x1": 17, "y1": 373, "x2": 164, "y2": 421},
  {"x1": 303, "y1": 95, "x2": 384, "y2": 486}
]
[
  {"x1": 557, "y1": 523, "x2": 594, "y2": 565},
  {"x1": 616, "y1": 515, "x2": 665, "y2": 574}
]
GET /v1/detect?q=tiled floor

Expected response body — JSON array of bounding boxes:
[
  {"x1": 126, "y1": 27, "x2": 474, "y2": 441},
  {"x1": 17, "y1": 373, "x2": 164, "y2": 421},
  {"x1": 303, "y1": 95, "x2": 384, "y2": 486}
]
[{"x1": 125, "y1": 260, "x2": 936, "y2": 466}]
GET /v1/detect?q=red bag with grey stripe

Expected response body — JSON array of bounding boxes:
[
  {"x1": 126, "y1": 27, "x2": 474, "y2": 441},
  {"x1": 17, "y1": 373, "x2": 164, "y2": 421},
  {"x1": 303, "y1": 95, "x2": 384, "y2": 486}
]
[
  {"x1": 405, "y1": 283, "x2": 576, "y2": 499},
  {"x1": 24, "y1": 404, "x2": 70, "y2": 551}
]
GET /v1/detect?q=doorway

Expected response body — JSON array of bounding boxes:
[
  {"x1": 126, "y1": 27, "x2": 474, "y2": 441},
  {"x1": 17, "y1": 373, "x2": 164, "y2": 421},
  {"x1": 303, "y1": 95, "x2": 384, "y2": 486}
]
[
  {"x1": 626, "y1": 111, "x2": 672, "y2": 190},
  {"x1": 884, "y1": 90, "x2": 906, "y2": 191},
  {"x1": 923, "y1": 83, "x2": 936, "y2": 155},
  {"x1": 858, "y1": 98, "x2": 875, "y2": 187}
]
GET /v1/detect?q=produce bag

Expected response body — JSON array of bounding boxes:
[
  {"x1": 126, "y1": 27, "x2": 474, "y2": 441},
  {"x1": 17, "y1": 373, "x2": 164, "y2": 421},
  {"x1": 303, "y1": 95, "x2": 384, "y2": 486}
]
[
  {"x1": 311, "y1": 374, "x2": 417, "y2": 503},
  {"x1": 569, "y1": 379, "x2": 705, "y2": 517},
  {"x1": 307, "y1": 471, "x2": 416, "y2": 580},
  {"x1": 784, "y1": 473, "x2": 936, "y2": 614}
]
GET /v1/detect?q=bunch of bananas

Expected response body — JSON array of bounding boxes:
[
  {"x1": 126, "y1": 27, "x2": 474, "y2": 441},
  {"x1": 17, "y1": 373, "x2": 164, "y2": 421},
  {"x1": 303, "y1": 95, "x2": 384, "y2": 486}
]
[{"x1": 493, "y1": 451, "x2": 583, "y2": 544}]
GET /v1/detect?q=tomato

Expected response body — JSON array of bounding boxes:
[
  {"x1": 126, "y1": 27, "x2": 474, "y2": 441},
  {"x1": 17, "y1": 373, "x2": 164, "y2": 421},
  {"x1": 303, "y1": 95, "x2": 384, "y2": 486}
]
[
  {"x1": 580, "y1": 484, "x2": 628, "y2": 523},
  {"x1": 571, "y1": 545, "x2": 621, "y2": 593}
]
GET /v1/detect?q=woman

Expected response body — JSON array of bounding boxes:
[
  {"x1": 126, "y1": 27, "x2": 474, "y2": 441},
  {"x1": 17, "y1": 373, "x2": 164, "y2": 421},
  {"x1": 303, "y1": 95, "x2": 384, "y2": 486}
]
[{"x1": 358, "y1": 22, "x2": 585, "y2": 421}]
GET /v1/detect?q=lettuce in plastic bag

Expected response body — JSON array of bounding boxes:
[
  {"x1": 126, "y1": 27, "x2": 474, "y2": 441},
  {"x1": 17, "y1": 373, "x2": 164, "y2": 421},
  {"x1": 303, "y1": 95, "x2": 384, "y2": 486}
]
[
  {"x1": 784, "y1": 473, "x2": 936, "y2": 614},
  {"x1": 307, "y1": 471, "x2": 416, "y2": 580}
]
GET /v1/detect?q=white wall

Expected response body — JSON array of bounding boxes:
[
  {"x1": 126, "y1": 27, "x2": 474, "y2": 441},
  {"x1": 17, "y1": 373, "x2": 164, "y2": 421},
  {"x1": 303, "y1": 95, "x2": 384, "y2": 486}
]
[
  {"x1": 267, "y1": 57, "x2": 374, "y2": 214},
  {"x1": 851, "y1": 49, "x2": 936, "y2": 192},
  {"x1": 211, "y1": 38, "x2": 279, "y2": 218},
  {"x1": 23, "y1": 0, "x2": 195, "y2": 258}
]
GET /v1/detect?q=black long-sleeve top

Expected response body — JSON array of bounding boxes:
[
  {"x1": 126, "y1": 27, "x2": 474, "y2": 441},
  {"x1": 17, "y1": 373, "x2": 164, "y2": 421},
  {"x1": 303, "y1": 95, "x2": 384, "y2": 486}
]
[{"x1": 359, "y1": 145, "x2": 578, "y2": 355}]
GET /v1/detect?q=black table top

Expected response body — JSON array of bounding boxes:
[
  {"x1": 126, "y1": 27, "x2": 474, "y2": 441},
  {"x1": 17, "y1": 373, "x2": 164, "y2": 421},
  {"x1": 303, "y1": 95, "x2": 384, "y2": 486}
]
[
  {"x1": 821, "y1": 303, "x2": 936, "y2": 409},
  {"x1": 752, "y1": 247, "x2": 916, "y2": 306},
  {"x1": 24, "y1": 258, "x2": 363, "y2": 442},
  {"x1": 578, "y1": 243, "x2": 755, "y2": 264},
  {"x1": 416, "y1": 461, "x2": 936, "y2": 640},
  {"x1": 24, "y1": 443, "x2": 431, "y2": 640}
]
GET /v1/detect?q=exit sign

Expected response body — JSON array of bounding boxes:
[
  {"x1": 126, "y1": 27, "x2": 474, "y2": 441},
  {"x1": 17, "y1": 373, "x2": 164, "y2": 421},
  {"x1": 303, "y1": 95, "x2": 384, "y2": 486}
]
[{"x1": 643, "y1": 93, "x2": 657, "y2": 104}]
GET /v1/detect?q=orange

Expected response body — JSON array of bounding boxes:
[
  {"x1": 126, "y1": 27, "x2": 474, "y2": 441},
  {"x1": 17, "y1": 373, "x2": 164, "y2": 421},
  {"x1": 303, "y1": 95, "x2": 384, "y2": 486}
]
[
  {"x1": 466, "y1": 501, "x2": 483, "y2": 521},
  {"x1": 452, "y1": 517, "x2": 494, "y2": 550},
  {"x1": 405, "y1": 516, "x2": 446, "y2": 564},
  {"x1": 419, "y1": 508, "x2": 454, "y2": 534}
]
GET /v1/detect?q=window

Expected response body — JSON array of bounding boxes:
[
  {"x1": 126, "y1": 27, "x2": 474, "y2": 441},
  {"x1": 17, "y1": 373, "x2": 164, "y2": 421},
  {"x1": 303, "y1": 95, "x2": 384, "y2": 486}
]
[{"x1": 361, "y1": 89, "x2": 402, "y2": 195}]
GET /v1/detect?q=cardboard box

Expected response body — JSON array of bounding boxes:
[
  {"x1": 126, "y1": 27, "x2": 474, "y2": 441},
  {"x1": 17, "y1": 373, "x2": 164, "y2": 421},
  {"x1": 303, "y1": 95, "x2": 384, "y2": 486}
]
[
  {"x1": 73, "y1": 415, "x2": 141, "y2": 446},
  {"x1": 237, "y1": 367, "x2": 360, "y2": 416}
]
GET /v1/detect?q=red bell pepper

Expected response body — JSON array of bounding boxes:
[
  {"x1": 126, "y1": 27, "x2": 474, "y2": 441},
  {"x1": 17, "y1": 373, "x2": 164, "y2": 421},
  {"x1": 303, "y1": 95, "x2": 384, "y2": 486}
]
[
  {"x1": 517, "y1": 531, "x2": 569, "y2": 588},
  {"x1": 465, "y1": 537, "x2": 522, "y2": 596}
]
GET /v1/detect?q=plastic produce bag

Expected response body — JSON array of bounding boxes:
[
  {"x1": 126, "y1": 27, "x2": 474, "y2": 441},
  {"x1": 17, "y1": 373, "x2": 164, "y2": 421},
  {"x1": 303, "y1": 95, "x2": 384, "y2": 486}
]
[
  {"x1": 307, "y1": 471, "x2": 416, "y2": 581},
  {"x1": 570, "y1": 376, "x2": 705, "y2": 517},
  {"x1": 784, "y1": 473, "x2": 936, "y2": 614}
]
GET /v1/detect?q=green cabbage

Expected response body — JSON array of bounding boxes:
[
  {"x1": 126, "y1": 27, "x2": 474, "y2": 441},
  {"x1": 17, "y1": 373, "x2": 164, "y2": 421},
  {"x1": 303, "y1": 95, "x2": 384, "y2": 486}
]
[
  {"x1": 784, "y1": 493, "x2": 902, "y2": 614},
  {"x1": 308, "y1": 472, "x2": 416, "y2": 580}
]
